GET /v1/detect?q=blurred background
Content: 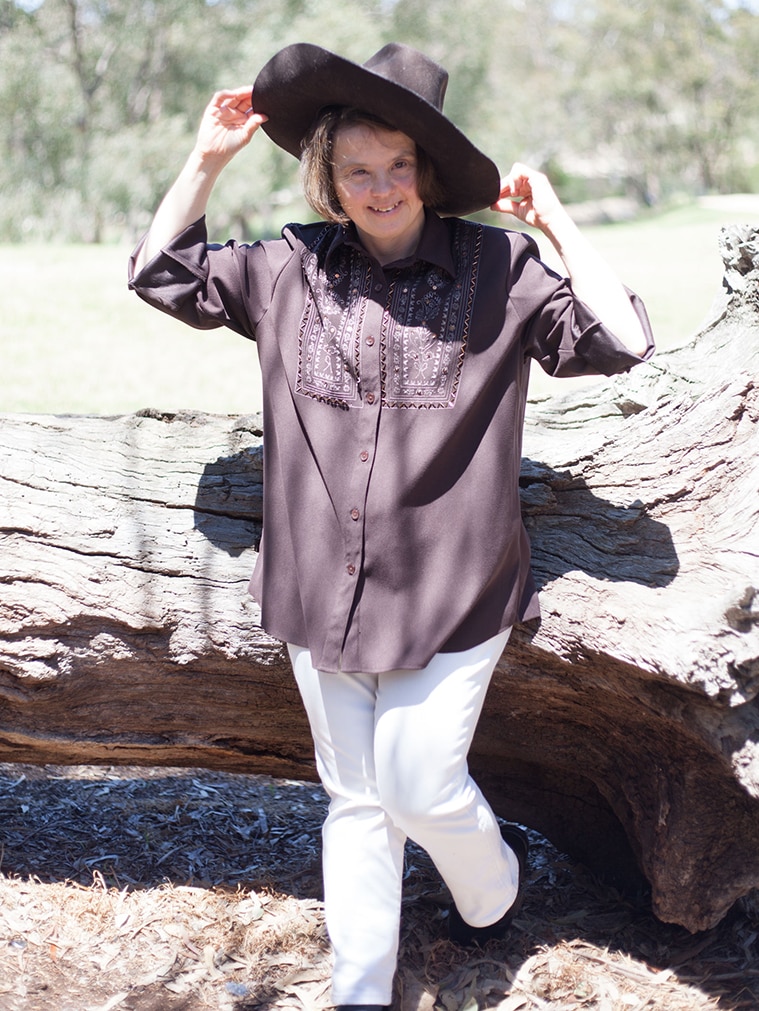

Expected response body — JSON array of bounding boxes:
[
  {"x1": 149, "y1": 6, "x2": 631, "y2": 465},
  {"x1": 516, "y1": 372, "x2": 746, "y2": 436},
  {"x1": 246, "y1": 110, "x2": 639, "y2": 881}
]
[{"x1": 2, "y1": 0, "x2": 759, "y2": 413}]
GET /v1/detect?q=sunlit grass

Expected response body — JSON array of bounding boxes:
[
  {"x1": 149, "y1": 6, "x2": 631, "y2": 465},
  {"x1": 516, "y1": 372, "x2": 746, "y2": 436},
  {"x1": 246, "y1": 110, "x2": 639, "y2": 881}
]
[
  {"x1": 0, "y1": 244, "x2": 262, "y2": 415},
  {"x1": 2, "y1": 198, "x2": 757, "y2": 414}
]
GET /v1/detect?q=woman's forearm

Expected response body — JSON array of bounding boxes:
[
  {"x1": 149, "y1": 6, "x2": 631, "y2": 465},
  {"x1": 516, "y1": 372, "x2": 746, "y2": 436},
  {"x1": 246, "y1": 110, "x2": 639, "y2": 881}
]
[
  {"x1": 134, "y1": 88, "x2": 266, "y2": 274},
  {"x1": 492, "y1": 164, "x2": 650, "y2": 357},
  {"x1": 135, "y1": 150, "x2": 229, "y2": 273},
  {"x1": 540, "y1": 209, "x2": 650, "y2": 357}
]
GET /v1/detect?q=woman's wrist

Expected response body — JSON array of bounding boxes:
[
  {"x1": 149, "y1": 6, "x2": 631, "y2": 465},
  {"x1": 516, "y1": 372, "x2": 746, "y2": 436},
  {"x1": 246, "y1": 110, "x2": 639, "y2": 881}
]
[{"x1": 535, "y1": 205, "x2": 582, "y2": 261}]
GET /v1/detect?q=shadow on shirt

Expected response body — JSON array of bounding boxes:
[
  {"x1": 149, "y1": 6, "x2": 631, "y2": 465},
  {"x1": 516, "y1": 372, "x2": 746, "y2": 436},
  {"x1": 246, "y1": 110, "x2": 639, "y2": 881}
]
[{"x1": 193, "y1": 448, "x2": 679, "y2": 591}]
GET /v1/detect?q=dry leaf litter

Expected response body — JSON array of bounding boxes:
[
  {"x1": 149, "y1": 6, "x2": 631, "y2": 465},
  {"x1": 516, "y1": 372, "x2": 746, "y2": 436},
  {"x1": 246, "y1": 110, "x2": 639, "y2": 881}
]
[{"x1": 0, "y1": 763, "x2": 757, "y2": 1011}]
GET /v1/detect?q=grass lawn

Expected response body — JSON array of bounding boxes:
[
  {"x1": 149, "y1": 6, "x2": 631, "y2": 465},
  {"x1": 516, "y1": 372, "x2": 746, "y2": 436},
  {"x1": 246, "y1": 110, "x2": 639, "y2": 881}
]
[
  {"x1": 2, "y1": 199, "x2": 757, "y2": 415},
  {"x1": 0, "y1": 243, "x2": 263, "y2": 415}
]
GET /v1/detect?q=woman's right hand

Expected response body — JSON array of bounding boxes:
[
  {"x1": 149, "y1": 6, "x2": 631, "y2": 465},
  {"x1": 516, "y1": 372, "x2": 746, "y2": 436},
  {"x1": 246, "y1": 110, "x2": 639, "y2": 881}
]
[
  {"x1": 193, "y1": 87, "x2": 268, "y2": 167},
  {"x1": 134, "y1": 88, "x2": 268, "y2": 271}
]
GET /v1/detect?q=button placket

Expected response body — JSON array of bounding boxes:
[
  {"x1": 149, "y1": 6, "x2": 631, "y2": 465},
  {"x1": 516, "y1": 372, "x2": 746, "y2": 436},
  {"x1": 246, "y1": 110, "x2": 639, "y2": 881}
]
[
  {"x1": 341, "y1": 280, "x2": 382, "y2": 586},
  {"x1": 360, "y1": 268, "x2": 385, "y2": 410}
]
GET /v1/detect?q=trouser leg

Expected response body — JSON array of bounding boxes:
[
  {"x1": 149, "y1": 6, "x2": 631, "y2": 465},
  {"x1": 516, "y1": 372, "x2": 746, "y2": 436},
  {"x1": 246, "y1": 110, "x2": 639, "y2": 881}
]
[
  {"x1": 373, "y1": 630, "x2": 520, "y2": 928},
  {"x1": 289, "y1": 630, "x2": 519, "y2": 1004},
  {"x1": 290, "y1": 645, "x2": 405, "y2": 1006}
]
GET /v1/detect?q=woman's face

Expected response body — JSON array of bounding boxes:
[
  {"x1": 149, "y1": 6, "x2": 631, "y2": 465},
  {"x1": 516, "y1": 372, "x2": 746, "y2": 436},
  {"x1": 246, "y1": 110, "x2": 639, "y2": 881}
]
[{"x1": 331, "y1": 123, "x2": 425, "y2": 264}]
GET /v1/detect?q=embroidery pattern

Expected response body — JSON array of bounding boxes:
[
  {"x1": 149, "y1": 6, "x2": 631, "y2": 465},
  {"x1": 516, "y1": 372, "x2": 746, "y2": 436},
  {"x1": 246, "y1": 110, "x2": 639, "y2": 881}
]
[
  {"x1": 382, "y1": 221, "x2": 481, "y2": 409},
  {"x1": 295, "y1": 220, "x2": 482, "y2": 410},
  {"x1": 296, "y1": 228, "x2": 369, "y2": 409},
  {"x1": 382, "y1": 222, "x2": 483, "y2": 410}
]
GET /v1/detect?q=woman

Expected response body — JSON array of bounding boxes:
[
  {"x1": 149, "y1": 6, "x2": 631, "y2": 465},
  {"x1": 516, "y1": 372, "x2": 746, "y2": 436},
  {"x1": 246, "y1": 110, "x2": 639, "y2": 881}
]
[{"x1": 129, "y1": 42, "x2": 654, "y2": 1010}]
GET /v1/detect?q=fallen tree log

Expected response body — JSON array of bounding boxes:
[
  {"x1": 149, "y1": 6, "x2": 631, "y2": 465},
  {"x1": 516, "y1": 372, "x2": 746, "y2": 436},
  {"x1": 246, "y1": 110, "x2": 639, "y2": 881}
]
[{"x1": 1, "y1": 226, "x2": 758, "y2": 933}]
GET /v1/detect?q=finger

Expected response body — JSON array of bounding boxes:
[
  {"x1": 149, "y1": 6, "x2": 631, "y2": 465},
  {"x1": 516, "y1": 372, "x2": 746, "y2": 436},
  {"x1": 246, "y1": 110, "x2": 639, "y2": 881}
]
[
  {"x1": 216, "y1": 92, "x2": 267, "y2": 128},
  {"x1": 248, "y1": 111, "x2": 268, "y2": 125},
  {"x1": 213, "y1": 86, "x2": 256, "y2": 103},
  {"x1": 497, "y1": 175, "x2": 515, "y2": 199},
  {"x1": 249, "y1": 88, "x2": 271, "y2": 122},
  {"x1": 491, "y1": 175, "x2": 526, "y2": 212},
  {"x1": 490, "y1": 196, "x2": 523, "y2": 215},
  {"x1": 508, "y1": 161, "x2": 532, "y2": 179},
  {"x1": 506, "y1": 163, "x2": 534, "y2": 194}
]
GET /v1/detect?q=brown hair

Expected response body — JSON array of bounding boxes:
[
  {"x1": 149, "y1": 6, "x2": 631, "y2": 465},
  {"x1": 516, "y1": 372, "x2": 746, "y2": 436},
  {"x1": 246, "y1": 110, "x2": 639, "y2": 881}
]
[{"x1": 300, "y1": 106, "x2": 444, "y2": 224}]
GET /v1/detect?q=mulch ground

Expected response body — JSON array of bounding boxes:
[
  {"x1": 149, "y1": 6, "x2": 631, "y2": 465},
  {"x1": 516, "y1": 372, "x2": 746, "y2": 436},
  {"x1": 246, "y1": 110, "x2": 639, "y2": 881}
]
[{"x1": 0, "y1": 763, "x2": 757, "y2": 1011}]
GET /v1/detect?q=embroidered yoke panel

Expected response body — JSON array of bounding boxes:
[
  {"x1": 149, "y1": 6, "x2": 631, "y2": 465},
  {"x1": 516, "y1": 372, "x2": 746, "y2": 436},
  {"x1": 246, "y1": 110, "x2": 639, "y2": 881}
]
[{"x1": 296, "y1": 220, "x2": 482, "y2": 410}]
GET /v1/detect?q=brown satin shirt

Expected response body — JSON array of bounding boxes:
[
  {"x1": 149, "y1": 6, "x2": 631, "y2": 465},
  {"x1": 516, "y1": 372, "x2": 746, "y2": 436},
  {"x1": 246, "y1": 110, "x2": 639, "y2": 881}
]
[{"x1": 129, "y1": 210, "x2": 654, "y2": 674}]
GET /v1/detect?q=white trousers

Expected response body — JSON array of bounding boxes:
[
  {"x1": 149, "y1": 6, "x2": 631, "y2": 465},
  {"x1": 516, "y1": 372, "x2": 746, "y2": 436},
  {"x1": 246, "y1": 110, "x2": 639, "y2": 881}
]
[{"x1": 289, "y1": 629, "x2": 519, "y2": 1006}]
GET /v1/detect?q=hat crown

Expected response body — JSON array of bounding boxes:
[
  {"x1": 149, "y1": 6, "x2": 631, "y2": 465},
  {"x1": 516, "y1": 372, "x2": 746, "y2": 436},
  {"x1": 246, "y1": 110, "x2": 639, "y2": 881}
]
[{"x1": 363, "y1": 43, "x2": 448, "y2": 113}]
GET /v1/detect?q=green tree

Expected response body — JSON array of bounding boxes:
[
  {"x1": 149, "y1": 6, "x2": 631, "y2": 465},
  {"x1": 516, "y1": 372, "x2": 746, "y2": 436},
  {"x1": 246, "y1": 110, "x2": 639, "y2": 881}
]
[
  {"x1": 0, "y1": 0, "x2": 251, "y2": 239},
  {"x1": 567, "y1": 0, "x2": 759, "y2": 201},
  {"x1": 1, "y1": 0, "x2": 758, "y2": 241}
]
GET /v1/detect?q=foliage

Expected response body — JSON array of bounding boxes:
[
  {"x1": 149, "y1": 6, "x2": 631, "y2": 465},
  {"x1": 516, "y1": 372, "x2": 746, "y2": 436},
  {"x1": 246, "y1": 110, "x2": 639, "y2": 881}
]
[
  {"x1": 1, "y1": 0, "x2": 758, "y2": 242},
  {"x1": 567, "y1": 0, "x2": 759, "y2": 203}
]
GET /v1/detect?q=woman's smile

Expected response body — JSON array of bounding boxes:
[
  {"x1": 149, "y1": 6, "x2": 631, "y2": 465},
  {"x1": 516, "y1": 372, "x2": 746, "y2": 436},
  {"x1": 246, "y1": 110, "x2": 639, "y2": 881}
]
[{"x1": 331, "y1": 123, "x2": 425, "y2": 264}]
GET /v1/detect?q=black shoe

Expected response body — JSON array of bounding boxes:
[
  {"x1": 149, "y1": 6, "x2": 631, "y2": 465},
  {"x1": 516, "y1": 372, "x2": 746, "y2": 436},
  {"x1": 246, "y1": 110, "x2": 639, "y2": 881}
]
[
  {"x1": 335, "y1": 1006, "x2": 390, "y2": 1010},
  {"x1": 447, "y1": 823, "x2": 529, "y2": 947}
]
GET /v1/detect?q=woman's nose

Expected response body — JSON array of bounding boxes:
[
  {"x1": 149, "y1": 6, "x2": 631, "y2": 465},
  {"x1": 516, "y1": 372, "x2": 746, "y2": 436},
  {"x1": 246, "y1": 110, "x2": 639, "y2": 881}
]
[{"x1": 371, "y1": 171, "x2": 393, "y2": 194}]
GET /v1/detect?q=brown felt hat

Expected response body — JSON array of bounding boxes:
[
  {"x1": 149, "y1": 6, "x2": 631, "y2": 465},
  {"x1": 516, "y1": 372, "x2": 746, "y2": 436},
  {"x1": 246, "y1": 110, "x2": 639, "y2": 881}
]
[{"x1": 252, "y1": 42, "x2": 501, "y2": 217}]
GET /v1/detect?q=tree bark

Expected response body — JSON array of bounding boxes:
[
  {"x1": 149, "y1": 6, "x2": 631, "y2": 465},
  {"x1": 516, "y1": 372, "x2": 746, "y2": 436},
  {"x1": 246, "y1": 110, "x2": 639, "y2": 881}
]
[{"x1": 1, "y1": 226, "x2": 758, "y2": 933}]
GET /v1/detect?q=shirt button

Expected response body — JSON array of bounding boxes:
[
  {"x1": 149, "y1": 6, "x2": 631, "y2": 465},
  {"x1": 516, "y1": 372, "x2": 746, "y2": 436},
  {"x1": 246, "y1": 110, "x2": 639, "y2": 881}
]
[
  {"x1": 365, "y1": 392, "x2": 376, "y2": 405},
  {"x1": 366, "y1": 336, "x2": 375, "y2": 347},
  {"x1": 346, "y1": 563, "x2": 356, "y2": 576},
  {"x1": 374, "y1": 283, "x2": 382, "y2": 292},
  {"x1": 350, "y1": 508, "x2": 360, "y2": 521},
  {"x1": 359, "y1": 450, "x2": 369, "y2": 462}
]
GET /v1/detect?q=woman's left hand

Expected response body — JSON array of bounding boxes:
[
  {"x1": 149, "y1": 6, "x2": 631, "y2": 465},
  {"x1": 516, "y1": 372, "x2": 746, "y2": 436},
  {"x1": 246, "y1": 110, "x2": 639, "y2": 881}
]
[
  {"x1": 492, "y1": 165, "x2": 650, "y2": 357},
  {"x1": 490, "y1": 162, "x2": 566, "y2": 232}
]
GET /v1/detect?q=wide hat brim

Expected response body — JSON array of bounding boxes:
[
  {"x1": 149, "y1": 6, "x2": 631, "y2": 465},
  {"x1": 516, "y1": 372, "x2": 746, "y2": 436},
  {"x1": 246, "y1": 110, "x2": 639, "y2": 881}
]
[{"x1": 252, "y1": 43, "x2": 501, "y2": 218}]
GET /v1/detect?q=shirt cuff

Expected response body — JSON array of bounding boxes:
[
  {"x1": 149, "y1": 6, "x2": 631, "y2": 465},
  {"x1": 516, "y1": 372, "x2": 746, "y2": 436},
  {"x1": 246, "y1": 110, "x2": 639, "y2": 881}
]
[{"x1": 572, "y1": 287, "x2": 655, "y2": 376}]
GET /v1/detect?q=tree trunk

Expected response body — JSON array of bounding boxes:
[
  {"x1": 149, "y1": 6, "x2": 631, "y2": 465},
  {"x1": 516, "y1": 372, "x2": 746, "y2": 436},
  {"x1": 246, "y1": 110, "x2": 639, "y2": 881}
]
[{"x1": 1, "y1": 226, "x2": 758, "y2": 933}]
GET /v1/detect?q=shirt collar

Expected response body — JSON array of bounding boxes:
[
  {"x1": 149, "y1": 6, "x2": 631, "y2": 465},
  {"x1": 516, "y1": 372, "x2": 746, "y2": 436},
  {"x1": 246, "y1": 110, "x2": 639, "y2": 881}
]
[{"x1": 325, "y1": 209, "x2": 457, "y2": 279}]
